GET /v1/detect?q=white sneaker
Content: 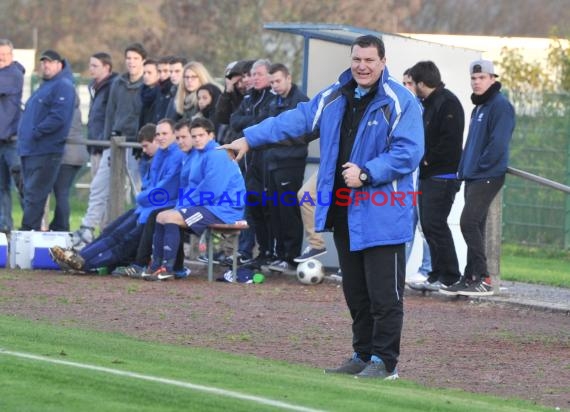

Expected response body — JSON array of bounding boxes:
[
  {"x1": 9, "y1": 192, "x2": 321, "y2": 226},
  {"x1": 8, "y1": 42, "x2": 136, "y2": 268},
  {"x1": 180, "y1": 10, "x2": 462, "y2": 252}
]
[{"x1": 405, "y1": 272, "x2": 428, "y2": 285}]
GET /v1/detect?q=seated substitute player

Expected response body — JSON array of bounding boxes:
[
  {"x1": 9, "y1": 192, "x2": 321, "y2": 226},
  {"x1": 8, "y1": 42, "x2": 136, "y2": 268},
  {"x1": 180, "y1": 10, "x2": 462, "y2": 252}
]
[
  {"x1": 50, "y1": 119, "x2": 185, "y2": 273},
  {"x1": 144, "y1": 117, "x2": 245, "y2": 280}
]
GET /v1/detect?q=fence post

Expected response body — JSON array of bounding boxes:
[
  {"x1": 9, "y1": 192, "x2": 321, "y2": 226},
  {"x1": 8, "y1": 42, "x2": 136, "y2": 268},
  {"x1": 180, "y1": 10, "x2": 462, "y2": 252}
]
[
  {"x1": 486, "y1": 189, "x2": 503, "y2": 294},
  {"x1": 108, "y1": 136, "x2": 127, "y2": 222}
]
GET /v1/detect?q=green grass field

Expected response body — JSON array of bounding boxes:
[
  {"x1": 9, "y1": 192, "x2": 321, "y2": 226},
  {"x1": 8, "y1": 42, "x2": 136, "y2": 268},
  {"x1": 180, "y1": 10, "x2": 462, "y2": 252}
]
[{"x1": 0, "y1": 316, "x2": 552, "y2": 412}]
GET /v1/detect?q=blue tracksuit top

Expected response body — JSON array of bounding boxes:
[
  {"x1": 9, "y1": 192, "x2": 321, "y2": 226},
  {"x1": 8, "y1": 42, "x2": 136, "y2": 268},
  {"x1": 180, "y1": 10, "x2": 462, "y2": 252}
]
[
  {"x1": 0, "y1": 61, "x2": 24, "y2": 140},
  {"x1": 457, "y1": 91, "x2": 515, "y2": 181},
  {"x1": 135, "y1": 141, "x2": 185, "y2": 223},
  {"x1": 18, "y1": 61, "x2": 76, "y2": 156},
  {"x1": 177, "y1": 139, "x2": 245, "y2": 224},
  {"x1": 244, "y1": 67, "x2": 424, "y2": 251}
]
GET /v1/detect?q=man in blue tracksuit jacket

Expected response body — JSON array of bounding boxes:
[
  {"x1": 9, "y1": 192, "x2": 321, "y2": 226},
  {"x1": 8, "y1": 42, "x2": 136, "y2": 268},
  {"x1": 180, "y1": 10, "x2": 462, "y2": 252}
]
[
  {"x1": 221, "y1": 35, "x2": 424, "y2": 379},
  {"x1": 441, "y1": 60, "x2": 515, "y2": 298},
  {"x1": 17, "y1": 50, "x2": 75, "y2": 231}
]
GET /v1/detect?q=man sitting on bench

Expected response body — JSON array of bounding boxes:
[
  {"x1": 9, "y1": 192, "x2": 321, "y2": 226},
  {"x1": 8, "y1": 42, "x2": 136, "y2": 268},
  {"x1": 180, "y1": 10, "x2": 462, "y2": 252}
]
[{"x1": 144, "y1": 117, "x2": 245, "y2": 281}]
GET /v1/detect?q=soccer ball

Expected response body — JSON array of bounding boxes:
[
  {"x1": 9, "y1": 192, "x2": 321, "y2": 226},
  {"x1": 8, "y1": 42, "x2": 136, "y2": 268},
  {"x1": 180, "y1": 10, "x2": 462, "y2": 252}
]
[{"x1": 296, "y1": 259, "x2": 325, "y2": 285}]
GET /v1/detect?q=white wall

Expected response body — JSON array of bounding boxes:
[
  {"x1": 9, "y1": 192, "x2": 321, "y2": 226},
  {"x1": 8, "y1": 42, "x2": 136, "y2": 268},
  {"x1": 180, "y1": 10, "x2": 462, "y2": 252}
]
[{"x1": 302, "y1": 34, "x2": 481, "y2": 277}]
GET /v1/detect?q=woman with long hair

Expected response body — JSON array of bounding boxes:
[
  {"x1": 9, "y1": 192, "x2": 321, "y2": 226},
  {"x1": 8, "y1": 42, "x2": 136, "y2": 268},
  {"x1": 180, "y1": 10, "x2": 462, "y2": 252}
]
[{"x1": 173, "y1": 61, "x2": 221, "y2": 120}]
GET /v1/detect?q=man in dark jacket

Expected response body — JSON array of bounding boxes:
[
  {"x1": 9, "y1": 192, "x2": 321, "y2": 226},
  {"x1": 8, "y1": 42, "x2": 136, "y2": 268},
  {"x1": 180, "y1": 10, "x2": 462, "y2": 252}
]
[
  {"x1": 0, "y1": 38, "x2": 24, "y2": 233},
  {"x1": 87, "y1": 52, "x2": 117, "y2": 176},
  {"x1": 441, "y1": 60, "x2": 515, "y2": 297},
  {"x1": 264, "y1": 63, "x2": 309, "y2": 272},
  {"x1": 407, "y1": 61, "x2": 464, "y2": 290},
  {"x1": 17, "y1": 49, "x2": 75, "y2": 230},
  {"x1": 229, "y1": 59, "x2": 274, "y2": 265}
]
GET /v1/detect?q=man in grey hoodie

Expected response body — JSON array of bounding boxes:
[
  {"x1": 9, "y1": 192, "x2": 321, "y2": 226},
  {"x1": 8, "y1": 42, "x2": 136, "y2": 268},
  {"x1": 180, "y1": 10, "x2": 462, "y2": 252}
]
[
  {"x1": 72, "y1": 43, "x2": 146, "y2": 248},
  {"x1": 0, "y1": 38, "x2": 24, "y2": 233}
]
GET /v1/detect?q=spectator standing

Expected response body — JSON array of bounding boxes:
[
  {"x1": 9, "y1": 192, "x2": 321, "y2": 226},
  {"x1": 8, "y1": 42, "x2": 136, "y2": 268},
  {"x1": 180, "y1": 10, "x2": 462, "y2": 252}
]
[
  {"x1": 441, "y1": 60, "x2": 515, "y2": 297},
  {"x1": 49, "y1": 93, "x2": 89, "y2": 231},
  {"x1": 72, "y1": 43, "x2": 147, "y2": 248},
  {"x1": 87, "y1": 52, "x2": 117, "y2": 177},
  {"x1": 407, "y1": 61, "x2": 464, "y2": 291},
  {"x1": 17, "y1": 49, "x2": 75, "y2": 231},
  {"x1": 0, "y1": 38, "x2": 24, "y2": 233},
  {"x1": 171, "y1": 61, "x2": 219, "y2": 121},
  {"x1": 139, "y1": 58, "x2": 161, "y2": 128}
]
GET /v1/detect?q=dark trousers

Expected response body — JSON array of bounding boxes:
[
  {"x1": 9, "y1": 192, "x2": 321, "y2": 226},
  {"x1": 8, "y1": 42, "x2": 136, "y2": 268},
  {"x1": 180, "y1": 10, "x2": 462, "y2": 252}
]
[
  {"x1": 0, "y1": 140, "x2": 22, "y2": 232},
  {"x1": 246, "y1": 161, "x2": 274, "y2": 257},
  {"x1": 80, "y1": 208, "x2": 142, "y2": 270},
  {"x1": 21, "y1": 154, "x2": 62, "y2": 230},
  {"x1": 418, "y1": 177, "x2": 462, "y2": 285},
  {"x1": 460, "y1": 176, "x2": 505, "y2": 280},
  {"x1": 333, "y1": 212, "x2": 405, "y2": 372},
  {"x1": 268, "y1": 167, "x2": 305, "y2": 262},
  {"x1": 49, "y1": 164, "x2": 82, "y2": 231}
]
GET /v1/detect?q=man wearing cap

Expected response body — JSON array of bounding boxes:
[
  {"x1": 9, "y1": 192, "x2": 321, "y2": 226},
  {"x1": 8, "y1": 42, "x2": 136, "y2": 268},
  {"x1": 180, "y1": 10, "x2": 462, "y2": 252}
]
[
  {"x1": 215, "y1": 60, "x2": 249, "y2": 144},
  {"x1": 17, "y1": 49, "x2": 75, "y2": 231},
  {"x1": 440, "y1": 59, "x2": 515, "y2": 297},
  {"x1": 0, "y1": 38, "x2": 25, "y2": 233}
]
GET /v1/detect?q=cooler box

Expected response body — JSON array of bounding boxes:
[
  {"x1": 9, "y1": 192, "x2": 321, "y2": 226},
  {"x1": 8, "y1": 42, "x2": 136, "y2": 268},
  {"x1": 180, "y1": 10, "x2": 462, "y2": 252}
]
[
  {"x1": 0, "y1": 232, "x2": 7, "y2": 267},
  {"x1": 10, "y1": 231, "x2": 72, "y2": 270}
]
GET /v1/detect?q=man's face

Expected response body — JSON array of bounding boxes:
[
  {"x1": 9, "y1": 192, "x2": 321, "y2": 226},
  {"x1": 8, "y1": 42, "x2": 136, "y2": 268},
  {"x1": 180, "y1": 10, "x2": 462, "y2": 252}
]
[
  {"x1": 40, "y1": 59, "x2": 62, "y2": 80},
  {"x1": 0, "y1": 45, "x2": 13, "y2": 69},
  {"x1": 234, "y1": 75, "x2": 247, "y2": 94},
  {"x1": 141, "y1": 139, "x2": 159, "y2": 157},
  {"x1": 157, "y1": 63, "x2": 170, "y2": 82},
  {"x1": 350, "y1": 45, "x2": 385, "y2": 88},
  {"x1": 88, "y1": 57, "x2": 109, "y2": 82},
  {"x1": 175, "y1": 126, "x2": 193, "y2": 152},
  {"x1": 169, "y1": 62, "x2": 184, "y2": 85},
  {"x1": 143, "y1": 63, "x2": 160, "y2": 86},
  {"x1": 251, "y1": 65, "x2": 270, "y2": 90},
  {"x1": 191, "y1": 126, "x2": 214, "y2": 150},
  {"x1": 471, "y1": 72, "x2": 496, "y2": 95},
  {"x1": 125, "y1": 50, "x2": 144, "y2": 78},
  {"x1": 270, "y1": 70, "x2": 292, "y2": 97},
  {"x1": 155, "y1": 122, "x2": 176, "y2": 149},
  {"x1": 402, "y1": 74, "x2": 415, "y2": 94}
]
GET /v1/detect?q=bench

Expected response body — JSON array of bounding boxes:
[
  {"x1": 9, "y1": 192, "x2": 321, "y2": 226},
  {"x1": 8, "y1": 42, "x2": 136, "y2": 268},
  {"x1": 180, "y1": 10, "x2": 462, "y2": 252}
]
[{"x1": 205, "y1": 221, "x2": 249, "y2": 282}]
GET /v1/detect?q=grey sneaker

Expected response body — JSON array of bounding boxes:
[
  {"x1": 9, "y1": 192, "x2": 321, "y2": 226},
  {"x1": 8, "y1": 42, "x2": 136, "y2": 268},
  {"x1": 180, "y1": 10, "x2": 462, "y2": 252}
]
[
  {"x1": 268, "y1": 259, "x2": 292, "y2": 272},
  {"x1": 458, "y1": 278, "x2": 494, "y2": 296},
  {"x1": 113, "y1": 265, "x2": 144, "y2": 278},
  {"x1": 355, "y1": 356, "x2": 399, "y2": 380},
  {"x1": 324, "y1": 353, "x2": 367, "y2": 375},
  {"x1": 71, "y1": 226, "x2": 95, "y2": 250},
  {"x1": 439, "y1": 277, "x2": 471, "y2": 296},
  {"x1": 408, "y1": 279, "x2": 442, "y2": 292},
  {"x1": 294, "y1": 246, "x2": 327, "y2": 263}
]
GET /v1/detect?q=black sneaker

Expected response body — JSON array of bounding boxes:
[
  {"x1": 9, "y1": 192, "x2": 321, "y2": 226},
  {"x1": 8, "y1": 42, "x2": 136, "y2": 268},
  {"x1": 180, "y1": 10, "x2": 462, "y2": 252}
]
[
  {"x1": 294, "y1": 246, "x2": 327, "y2": 263},
  {"x1": 324, "y1": 353, "x2": 367, "y2": 375},
  {"x1": 458, "y1": 278, "x2": 494, "y2": 296},
  {"x1": 355, "y1": 356, "x2": 399, "y2": 380},
  {"x1": 439, "y1": 277, "x2": 471, "y2": 296}
]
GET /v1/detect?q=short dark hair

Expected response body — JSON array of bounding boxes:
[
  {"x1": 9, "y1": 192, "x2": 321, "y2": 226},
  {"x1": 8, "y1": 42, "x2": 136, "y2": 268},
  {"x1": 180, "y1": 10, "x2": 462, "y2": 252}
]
[
  {"x1": 157, "y1": 118, "x2": 175, "y2": 131},
  {"x1": 137, "y1": 123, "x2": 156, "y2": 143},
  {"x1": 269, "y1": 63, "x2": 289, "y2": 77},
  {"x1": 351, "y1": 35, "x2": 385, "y2": 59},
  {"x1": 124, "y1": 42, "x2": 147, "y2": 60},
  {"x1": 144, "y1": 58, "x2": 158, "y2": 68},
  {"x1": 174, "y1": 119, "x2": 191, "y2": 131},
  {"x1": 403, "y1": 68, "x2": 412, "y2": 77},
  {"x1": 170, "y1": 55, "x2": 188, "y2": 66},
  {"x1": 190, "y1": 117, "x2": 215, "y2": 134},
  {"x1": 408, "y1": 61, "x2": 443, "y2": 89},
  {"x1": 91, "y1": 52, "x2": 113, "y2": 70},
  {"x1": 158, "y1": 55, "x2": 173, "y2": 65}
]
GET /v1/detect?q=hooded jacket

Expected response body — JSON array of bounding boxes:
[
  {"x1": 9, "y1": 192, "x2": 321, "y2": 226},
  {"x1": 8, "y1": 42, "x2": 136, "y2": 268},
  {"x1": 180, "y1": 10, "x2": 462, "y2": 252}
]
[
  {"x1": 457, "y1": 86, "x2": 515, "y2": 181},
  {"x1": 244, "y1": 67, "x2": 424, "y2": 251},
  {"x1": 103, "y1": 72, "x2": 143, "y2": 142},
  {"x1": 17, "y1": 60, "x2": 75, "y2": 156},
  {"x1": 0, "y1": 60, "x2": 24, "y2": 141},
  {"x1": 87, "y1": 72, "x2": 118, "y2": 145}
]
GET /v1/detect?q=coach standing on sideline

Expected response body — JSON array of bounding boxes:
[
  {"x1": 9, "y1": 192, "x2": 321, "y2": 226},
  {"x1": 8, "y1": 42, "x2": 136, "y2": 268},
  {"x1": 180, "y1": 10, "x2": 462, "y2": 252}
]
[
  {"x1": 17, "y1": 50, "x2": 75, "y2": 231},
  {"x1": 221, "y1": 35, "x2": 423, "y2": 379}
]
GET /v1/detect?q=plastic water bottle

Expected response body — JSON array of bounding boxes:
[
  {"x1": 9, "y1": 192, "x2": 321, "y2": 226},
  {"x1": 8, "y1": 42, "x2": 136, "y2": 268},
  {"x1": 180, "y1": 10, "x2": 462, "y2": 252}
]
[{"x1": 253, "y1": 272, "x2": 265, "y2": 284}]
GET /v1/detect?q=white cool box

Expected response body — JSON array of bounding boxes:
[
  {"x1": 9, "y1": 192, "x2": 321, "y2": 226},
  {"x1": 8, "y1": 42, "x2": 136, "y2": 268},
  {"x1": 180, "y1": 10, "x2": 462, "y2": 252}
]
[{"x1": 7, "y1": 231, "x2": 72, "y2": 270}]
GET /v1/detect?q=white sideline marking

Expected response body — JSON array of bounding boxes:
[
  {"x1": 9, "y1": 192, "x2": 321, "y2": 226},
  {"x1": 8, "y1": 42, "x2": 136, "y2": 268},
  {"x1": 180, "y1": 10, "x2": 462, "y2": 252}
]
[{"x1": 0, "y1": 348, "x2": 325, "y2": 412}]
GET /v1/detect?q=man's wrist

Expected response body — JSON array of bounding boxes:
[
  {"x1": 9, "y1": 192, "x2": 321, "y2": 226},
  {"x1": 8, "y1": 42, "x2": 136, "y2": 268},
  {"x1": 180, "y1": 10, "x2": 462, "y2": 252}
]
[{"x1": 359, "y1": 166, "x2": 371, "y2": 185}]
